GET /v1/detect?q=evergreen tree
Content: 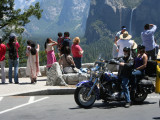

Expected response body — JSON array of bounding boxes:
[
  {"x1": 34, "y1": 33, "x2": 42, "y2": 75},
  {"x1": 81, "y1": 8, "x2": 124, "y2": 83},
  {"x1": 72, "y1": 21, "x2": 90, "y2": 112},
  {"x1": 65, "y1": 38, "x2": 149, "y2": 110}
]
[{"x1": 0, "y1": 0, "x2": 43, "y2": 66}]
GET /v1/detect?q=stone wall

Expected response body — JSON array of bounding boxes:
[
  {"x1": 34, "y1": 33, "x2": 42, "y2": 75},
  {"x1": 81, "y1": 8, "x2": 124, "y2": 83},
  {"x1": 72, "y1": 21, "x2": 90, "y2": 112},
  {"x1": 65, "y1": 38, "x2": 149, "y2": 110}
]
[{"x1": 0, "y1": 63, "x2": 94, "y2": 78}]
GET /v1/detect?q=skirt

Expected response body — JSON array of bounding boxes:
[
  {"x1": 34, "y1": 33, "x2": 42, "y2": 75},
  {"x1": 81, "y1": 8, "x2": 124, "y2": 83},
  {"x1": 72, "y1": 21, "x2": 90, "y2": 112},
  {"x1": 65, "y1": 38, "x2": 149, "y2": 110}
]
[{"x1": 47, "y1": 50, "x2": 57, "y2": 68}]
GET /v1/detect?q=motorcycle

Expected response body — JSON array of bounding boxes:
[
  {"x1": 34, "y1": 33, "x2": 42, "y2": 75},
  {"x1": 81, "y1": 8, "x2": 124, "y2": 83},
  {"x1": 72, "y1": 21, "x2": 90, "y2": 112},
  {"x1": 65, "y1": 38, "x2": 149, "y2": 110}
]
[{"x1": 74, "y1": 56, "x2": 155, "y2": 108}]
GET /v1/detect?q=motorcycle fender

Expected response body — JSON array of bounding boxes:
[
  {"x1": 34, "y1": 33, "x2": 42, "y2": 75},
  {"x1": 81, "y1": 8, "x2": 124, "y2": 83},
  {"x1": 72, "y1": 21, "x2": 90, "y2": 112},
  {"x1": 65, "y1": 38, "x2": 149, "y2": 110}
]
[
  {"x1": 76, "y1": 80, "x2": 93, "y2": 88},
  {"x1": 76, "y1": 80, "x2": 100, "y2": 100}
]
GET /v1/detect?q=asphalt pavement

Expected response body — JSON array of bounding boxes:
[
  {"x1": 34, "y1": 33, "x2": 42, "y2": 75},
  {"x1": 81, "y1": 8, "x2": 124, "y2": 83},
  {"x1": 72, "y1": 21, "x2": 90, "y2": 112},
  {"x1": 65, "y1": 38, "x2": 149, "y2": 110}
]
[{"x1": 0, "y1": 94, "x2": 160, "y2": 120}]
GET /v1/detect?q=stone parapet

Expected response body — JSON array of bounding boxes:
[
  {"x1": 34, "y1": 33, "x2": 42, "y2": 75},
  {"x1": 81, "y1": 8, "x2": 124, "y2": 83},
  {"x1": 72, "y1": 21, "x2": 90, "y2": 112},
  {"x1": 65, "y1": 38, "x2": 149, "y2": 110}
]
[{"x1": 0, "y1": 63, "x2": 93, "y2": 78}]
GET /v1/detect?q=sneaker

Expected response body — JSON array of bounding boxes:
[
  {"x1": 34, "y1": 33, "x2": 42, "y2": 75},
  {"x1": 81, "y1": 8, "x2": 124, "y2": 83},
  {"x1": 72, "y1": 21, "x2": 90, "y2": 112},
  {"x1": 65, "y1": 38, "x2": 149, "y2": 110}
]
[{"x1": 125, "y1": 102, "x2": 131, "y2": 108}]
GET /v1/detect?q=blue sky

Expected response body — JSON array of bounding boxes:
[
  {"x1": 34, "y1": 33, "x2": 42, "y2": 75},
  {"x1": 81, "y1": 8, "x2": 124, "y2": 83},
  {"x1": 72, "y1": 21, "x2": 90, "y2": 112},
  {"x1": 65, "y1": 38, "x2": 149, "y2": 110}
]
[{"x1": 14, "y1": 0, "x2": 40, "y2": 10}]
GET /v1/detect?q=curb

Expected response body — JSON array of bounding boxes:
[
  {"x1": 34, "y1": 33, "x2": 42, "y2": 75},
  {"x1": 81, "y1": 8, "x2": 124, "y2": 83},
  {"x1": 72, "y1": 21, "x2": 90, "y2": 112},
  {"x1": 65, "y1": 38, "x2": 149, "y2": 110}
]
[{"x1": 13, "y1": 88, "x2": 76, "y2": 96}]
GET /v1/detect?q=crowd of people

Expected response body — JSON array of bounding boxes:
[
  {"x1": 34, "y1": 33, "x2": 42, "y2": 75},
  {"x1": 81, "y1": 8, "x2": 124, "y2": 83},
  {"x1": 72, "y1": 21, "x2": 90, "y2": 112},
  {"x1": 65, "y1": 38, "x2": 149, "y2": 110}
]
[
  {"x1": 0, "y1": 24, "x2": 159, "y2": 105},
  {"x1": 0, "y1": 32, "x2": 84, "y2": 84},
  {"x1": 113, "y1": 24, "x2": 158, "y2": 108}
]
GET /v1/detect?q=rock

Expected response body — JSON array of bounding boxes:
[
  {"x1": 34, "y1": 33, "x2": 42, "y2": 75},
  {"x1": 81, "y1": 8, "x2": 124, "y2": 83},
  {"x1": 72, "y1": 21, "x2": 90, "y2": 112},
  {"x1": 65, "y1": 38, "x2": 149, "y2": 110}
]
[
  {"x1": 62, "y1": 73, "x2": 89, "y2": 85},
  {"x1": 39, "y1": 66, "x2": 46, "y2": 76},
  {"x1": 4, "y1": 68, "x2": 9, "y2": 78},
  {"x1": 19, "y1": 67, "x2": 27, "y2": 77},
  {"x1": 65, "y1": 73, "x2": 79, "y2": 85},
  {"x1": 46, "y1": 62, "x2": 67, "y2": 86},
  {"x1": 82, "y1": 63, "x2": 94, "y2": 68},
  {"x1": 78, "y1": 73, "x2": 90, "y2": 82}
]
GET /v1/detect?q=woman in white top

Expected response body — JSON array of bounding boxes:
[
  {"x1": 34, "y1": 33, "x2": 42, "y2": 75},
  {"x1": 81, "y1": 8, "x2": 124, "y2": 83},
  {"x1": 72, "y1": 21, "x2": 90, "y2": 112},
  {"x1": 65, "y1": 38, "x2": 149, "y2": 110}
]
[
  {"x1": 117, "y1": 31, "x2": 134, "y2": 57},
  {"x1": 44, "y1": 38, "x2": 58, "y2": 68},
  {"x1": 26, "y1": 42, "x2": 41, "y2": 83}
]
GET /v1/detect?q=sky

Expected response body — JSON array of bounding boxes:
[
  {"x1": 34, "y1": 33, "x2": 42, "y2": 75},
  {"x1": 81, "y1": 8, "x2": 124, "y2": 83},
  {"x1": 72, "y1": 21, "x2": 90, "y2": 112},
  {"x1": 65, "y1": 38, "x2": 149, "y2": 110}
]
[{"x1": 14, "y1": 0, "x2": 40, "y2": 10}]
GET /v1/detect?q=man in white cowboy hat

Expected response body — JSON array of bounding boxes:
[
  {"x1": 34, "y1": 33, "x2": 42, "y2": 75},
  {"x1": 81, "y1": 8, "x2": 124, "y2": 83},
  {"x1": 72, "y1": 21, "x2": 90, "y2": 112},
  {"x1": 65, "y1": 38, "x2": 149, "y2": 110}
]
[
  {"x1": 115, "y1": 26, "x2": 127, "y2": 42},
  {"x1": 112, "y1": 26, "x2": 127, "y2": 58},
  {"x1": 117, "y1": 31, "x2": 134, "y2": 57}
]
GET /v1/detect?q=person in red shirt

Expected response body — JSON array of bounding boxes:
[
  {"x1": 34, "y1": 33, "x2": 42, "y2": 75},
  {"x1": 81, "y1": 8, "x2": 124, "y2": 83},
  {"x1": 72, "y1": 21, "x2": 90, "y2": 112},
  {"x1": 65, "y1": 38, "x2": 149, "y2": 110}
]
[
  {"x1": 71, "y1": 37, "x2": 84, "y2": 69},
  {"x1": 7, "y1": 33, "x2": 20, "y2": 84},
  {"x1": 0, "y1": 36, "x2": 6, "y2": 84}
]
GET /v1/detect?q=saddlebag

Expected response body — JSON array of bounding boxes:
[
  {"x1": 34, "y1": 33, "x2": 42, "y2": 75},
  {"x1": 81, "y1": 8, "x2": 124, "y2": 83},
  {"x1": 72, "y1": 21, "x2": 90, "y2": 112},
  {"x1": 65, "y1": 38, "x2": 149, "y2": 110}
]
[{"x1": 139, "y1": 80, "x2": 155, "y2": 93}]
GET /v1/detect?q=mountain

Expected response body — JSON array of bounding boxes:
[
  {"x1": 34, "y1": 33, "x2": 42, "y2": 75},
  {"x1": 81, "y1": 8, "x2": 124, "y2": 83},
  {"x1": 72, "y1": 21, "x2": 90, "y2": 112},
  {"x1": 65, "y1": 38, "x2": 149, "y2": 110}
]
[
  {"x1": 80, "y1": 0, "x2": 160, "y2": 63},
  {"x1": 85, "y1": 0, "x2": 160, "y2": 43},
  {"x1": 14, "y1": 0, "x2": 91, "y2": 39}
]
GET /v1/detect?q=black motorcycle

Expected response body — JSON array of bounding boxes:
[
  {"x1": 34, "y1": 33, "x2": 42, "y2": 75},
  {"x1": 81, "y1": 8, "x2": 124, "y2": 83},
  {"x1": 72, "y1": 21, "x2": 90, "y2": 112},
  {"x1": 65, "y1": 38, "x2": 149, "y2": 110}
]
[{"x1": 74, "y1": 57, "x2": 155, "y2": 108}]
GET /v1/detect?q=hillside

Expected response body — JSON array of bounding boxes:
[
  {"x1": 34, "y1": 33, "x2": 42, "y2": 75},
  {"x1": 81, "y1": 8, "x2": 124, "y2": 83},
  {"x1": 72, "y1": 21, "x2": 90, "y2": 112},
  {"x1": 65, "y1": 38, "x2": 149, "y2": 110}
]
[{"x1": 82, "y1": 0, "x2": 160, "y2": 63}]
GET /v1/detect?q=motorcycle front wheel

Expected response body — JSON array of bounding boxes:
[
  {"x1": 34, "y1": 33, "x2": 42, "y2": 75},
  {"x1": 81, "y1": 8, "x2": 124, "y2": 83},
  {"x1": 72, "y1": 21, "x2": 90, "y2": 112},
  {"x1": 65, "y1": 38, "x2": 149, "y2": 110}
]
[{"x1": 74, "y1": 87, "x2": 96, "y2": 108}]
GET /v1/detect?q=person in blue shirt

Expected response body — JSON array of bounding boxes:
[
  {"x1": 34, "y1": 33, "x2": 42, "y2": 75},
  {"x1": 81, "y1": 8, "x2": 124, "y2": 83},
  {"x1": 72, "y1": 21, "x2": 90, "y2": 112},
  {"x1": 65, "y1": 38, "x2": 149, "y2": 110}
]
[
  {"x1": 141, "y1": 24, "x2": 157, "y2": 60},
  {"x1": 61, "y1": 32, "x2": 71, "y2": 54}
]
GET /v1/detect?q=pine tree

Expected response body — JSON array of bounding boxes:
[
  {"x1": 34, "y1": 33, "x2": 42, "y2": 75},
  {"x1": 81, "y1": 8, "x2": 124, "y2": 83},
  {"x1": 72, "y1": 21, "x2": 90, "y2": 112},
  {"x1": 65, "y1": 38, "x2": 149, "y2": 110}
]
[{"x1": 0, "y1": 0, "x2": 43, "y2": 67}]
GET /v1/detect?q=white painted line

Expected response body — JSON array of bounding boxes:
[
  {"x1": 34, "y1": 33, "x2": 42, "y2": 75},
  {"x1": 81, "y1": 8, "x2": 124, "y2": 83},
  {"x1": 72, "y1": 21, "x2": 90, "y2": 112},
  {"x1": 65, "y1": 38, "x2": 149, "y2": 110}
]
[
  {"x1": 0, "y1": 97, "x2": 3, "y2": 101},
  {"x1": 28, "y1": 96, "x2": 35, "y2": 103},
  {"x1": 0, "y1": 97, "x2": 49, "y2": 115}
]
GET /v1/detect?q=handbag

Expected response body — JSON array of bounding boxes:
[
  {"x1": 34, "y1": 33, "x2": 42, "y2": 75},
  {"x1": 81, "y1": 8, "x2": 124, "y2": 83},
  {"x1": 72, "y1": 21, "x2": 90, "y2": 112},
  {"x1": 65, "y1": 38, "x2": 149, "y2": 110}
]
[{"x1": 65, "y1": 55, "x2": 79, "y2": 73}]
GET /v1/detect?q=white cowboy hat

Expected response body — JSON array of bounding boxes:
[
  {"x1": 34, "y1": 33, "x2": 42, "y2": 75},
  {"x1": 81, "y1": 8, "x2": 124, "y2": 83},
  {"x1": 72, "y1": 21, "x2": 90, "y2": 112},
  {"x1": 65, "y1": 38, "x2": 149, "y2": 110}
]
[{"x1": 119, "y1": 31, "x2": 132, "y2": 40}]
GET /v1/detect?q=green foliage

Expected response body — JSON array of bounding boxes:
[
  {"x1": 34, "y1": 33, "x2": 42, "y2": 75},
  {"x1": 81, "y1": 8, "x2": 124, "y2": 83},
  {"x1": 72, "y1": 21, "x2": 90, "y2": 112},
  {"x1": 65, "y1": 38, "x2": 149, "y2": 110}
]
[
  {"x1": 0, "y1": 0, "x2": 43, "y2": 67},
  {"x1": 81, "y1": 20, "x2": 114, "y2": 63},
  {"x1": 39, "y1": 50, "x2": 47, "y2": 66},
  {"x1": 0, "y1": 1, "x2": 43, "y2": 29}
]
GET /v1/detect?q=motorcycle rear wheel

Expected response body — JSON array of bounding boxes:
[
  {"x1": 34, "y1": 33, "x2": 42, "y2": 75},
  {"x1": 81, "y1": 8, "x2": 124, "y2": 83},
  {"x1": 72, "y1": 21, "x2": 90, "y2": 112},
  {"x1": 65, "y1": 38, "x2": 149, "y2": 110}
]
[
  {"x1": 74, "y1": 87, "x2": 96, "y2": 108},
  {"x1": 131, "y1": 91, "x2": 148, "y2": 103}
]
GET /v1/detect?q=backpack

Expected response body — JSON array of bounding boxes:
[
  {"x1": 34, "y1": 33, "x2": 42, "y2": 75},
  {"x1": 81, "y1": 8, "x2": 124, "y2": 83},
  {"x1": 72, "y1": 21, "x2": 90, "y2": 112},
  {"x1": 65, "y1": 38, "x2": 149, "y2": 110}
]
[{"x1": 8, "y1": 44, "x2": 17, "y2": 60}]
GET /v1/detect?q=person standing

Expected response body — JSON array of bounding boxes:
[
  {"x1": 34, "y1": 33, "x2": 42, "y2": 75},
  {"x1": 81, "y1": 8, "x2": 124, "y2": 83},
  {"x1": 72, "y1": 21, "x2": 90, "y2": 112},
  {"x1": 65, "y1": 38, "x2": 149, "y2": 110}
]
[
  {"x1": 7, "y1": 33, "x2": 20, "y2": 84},
  {"x1": 61, "y1": 32, "x2": 71, "y2": 54},
  {"x1": 141, "y1": 24, "x2": 157, "y2": 60},
  {"x1": 71, "y1": 37, "x2": 84, "y2": 69},
  {"x1": 117, "y1": 31, "x2": 134, "y2": 57},
  {"x1": 112, "y1": 43, "x2": 119, "y2": 58},
  {"x1": 57, "y1": 32, "x2": 63, "y2": 54},
  {"x1": 0, "y1": 36, "x2": 6, "y2": 84},
  {"x1": 115, "y1": 26, "x2": 127, "y2": 43},
  {"x1": 113, "y1": 26, "x2": 127, "y2": 58},
  {"x1": 26, "y1": 42, "x2": 41, "y2": 83},
  {"x1": 44, "y1": 38, "x2": 57, "y2": 68}
]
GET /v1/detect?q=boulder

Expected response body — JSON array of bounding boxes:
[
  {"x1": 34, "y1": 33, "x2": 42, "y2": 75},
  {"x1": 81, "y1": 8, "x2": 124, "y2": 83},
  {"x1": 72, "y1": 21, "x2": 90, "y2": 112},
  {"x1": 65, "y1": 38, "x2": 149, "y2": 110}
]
[
  {"x1": 62, "y1": 73, "x2": 89, "y2": 85},
  {"x1": 46, "y1": 62, "x2": 67, "y2": 86},
  {"x1": 82, "y1": 63, "x2": 94, "y2": 68},
  {"x1": 39, "y1": 66, "x2": 46, "y2": 76},
  {"x1": 19, "y1": 67, "x2": 27, "y2": 78}
]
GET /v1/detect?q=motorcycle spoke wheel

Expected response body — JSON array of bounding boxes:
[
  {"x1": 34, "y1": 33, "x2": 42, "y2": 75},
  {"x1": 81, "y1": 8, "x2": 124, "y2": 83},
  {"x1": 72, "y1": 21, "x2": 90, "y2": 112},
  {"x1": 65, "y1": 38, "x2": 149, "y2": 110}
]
[
  {"x1": 131, "y1": 92, "x2": 148, "y2": 103},
  {"x1": 74, "y1": 87, "x2": 96, "y2": 108}
]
